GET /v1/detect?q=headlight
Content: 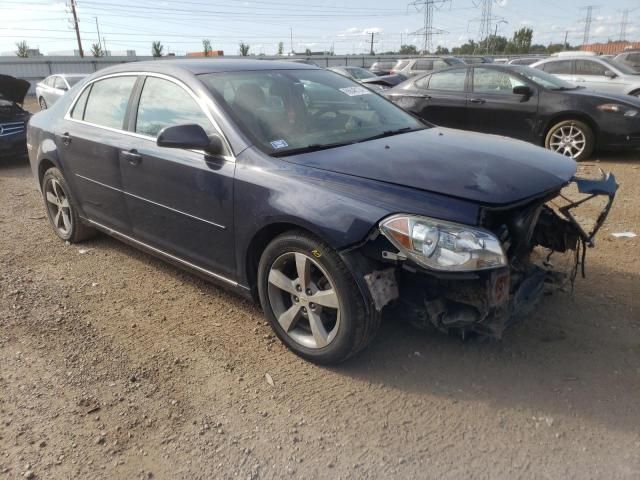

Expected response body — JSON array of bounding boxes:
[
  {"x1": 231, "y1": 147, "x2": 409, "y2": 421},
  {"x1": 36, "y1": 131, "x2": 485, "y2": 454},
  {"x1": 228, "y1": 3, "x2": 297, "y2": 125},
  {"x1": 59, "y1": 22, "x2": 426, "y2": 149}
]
[
  {"x1": 379, "y1": 214, "x2": 507, "y2": 271},
  {"x1": 596, "y1": 103, "x2": 638, "y2": 117}
]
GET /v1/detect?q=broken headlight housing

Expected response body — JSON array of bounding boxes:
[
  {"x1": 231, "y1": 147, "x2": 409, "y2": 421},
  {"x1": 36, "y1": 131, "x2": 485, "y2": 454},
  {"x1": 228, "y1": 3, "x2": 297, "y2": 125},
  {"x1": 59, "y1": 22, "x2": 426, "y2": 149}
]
[{"x1": 379, "y1": 214, "x2": 507, "y2": 272}]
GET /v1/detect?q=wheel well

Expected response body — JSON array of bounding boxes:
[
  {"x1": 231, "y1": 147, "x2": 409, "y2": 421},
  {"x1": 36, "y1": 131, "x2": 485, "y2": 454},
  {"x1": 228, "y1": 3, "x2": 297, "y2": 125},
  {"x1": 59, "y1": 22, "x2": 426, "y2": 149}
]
[
  {"x1": 245, "y1": 222, "x2": 316, "y2": 295},
  {"x1": 629, "y1": 89, "x2": 640, "y2": 97},
  {"x1": 38, "y1": 159, "x2": 56, "y2": 187},
  {"x1": 543, "y1": 113, "x2": 598, "y2": 146}
]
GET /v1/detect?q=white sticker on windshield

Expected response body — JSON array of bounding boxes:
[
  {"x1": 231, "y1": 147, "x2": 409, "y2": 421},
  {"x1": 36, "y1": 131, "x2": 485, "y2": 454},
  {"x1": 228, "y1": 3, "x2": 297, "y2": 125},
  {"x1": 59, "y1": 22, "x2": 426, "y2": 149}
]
[
  {"x1": 339, "y1": 86, "x2": 372, "y2": 97},
  {"x1": 270, "y1": 139, "x2": 289, "y2": 149}
]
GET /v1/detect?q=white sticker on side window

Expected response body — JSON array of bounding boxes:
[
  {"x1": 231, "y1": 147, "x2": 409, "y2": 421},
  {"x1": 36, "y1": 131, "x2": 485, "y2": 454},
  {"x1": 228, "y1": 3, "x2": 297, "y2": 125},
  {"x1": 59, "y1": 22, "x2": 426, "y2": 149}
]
[
  {"x1": 270, "y1": 139, "x2": 289, "y2": 149},
  {"x1": 339, "y1": 86, "x2": 372, "y2": 96}
]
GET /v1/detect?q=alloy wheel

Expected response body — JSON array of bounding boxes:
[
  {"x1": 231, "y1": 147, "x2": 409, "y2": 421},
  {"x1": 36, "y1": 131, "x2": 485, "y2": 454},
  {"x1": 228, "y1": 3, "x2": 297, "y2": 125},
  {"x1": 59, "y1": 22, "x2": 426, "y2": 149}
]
[
  {"x1": 548, "y1": 124, "x2": 586, "y2": 159},
  {"x1": 267, "y1": 252, "x2": 341, "y2": 349},
  {"x1": 44, "y1": 178, "x2": 72, "y2": 236}
]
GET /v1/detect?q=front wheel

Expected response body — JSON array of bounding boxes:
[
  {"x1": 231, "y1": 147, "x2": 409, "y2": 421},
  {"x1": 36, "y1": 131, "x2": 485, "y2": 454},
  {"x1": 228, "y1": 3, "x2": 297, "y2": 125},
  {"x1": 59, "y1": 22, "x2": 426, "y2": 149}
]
[
  {"x1": 544, "y1": 119, "x2": 594, "y2": 161},
  {"x1": 257, "y1": 231, "x2": 378, "y2": 364}
]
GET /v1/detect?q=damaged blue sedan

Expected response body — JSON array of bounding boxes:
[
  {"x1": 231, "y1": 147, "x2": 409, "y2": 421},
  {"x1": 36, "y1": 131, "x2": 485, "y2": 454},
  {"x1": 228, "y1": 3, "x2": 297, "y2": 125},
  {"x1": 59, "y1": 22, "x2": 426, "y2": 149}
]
[{"x1": 27, "y1": 60, "x2": 617, "y2": 364}]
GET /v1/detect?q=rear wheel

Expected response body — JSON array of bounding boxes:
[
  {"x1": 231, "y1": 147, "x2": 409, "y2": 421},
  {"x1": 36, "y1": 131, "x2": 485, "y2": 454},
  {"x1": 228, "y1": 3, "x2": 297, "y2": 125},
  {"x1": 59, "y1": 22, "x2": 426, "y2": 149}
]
[
  {"x1": 257, "y1": 231, "x2": 378, "y2": 364},
  {"x1": 39, "y1": 97, "x2": 47, "y2": 110},
  {"x1": 545, "y1": 119, "x2": 594, "y2": 161},
  {"x1": 42, "y1": 167, "x2": 95, "y2": 242}
]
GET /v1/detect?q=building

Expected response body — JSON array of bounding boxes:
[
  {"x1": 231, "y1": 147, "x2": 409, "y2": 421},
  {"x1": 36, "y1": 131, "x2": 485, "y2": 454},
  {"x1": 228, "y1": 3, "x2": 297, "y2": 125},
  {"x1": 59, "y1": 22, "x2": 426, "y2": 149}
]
[
  {"x1": 580, "y1": 41, "x2": 640, "y2": 55},
  {"x1": 186, "y1": 50, "x2": 224, "y2": 57}
]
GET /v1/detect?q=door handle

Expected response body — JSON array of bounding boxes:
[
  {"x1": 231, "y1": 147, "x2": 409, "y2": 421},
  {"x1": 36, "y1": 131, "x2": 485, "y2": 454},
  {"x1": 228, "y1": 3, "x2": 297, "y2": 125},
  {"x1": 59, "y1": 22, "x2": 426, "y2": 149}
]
[
  {"x1": 60, "y1": 132, "x2": 71, "y2": 146},
  {"x1": 121, "y1": 149, "x2": 142, "y2": 166},
  {"x1": 411, "y1": 93, "x2": 431, "y2": 99},
  {"x1": 469, "y1": 98, "x2": 486, "y2": 104}
]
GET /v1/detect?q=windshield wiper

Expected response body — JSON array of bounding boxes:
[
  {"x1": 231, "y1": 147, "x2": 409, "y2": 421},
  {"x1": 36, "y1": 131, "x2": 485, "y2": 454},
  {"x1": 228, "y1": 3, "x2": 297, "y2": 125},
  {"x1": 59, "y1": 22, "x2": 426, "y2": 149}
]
[
  {"x1": 270, "y1": 141, "x2": 356, "y2": 157},
  {"x1": 356, "y1": 126, "x2": 423, "y2": 143}
]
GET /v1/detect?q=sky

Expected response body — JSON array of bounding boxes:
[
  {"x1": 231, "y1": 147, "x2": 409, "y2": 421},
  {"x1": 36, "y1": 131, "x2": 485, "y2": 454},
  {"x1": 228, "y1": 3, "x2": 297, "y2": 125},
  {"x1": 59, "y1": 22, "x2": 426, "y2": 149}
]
[{"x1": 0, "y1": 0, "x2": 638, "y2": 56}]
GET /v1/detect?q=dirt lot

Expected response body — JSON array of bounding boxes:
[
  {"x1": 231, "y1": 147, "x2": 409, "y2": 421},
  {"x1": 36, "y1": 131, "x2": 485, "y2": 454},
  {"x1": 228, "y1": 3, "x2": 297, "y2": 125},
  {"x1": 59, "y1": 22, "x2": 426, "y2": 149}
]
[{"x1": 1, "y1": 99, "x2": 639, "y2": 479}]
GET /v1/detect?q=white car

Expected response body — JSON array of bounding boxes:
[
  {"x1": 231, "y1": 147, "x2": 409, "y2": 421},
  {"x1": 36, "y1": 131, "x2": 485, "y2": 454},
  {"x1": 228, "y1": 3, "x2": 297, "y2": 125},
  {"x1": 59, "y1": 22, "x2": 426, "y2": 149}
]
[
  {"x1": 35, "y1": 74, "x2": 86, "y2": 110},
  {"x1": 531, "y1": 56, "x2": 640, "y2": 97}
]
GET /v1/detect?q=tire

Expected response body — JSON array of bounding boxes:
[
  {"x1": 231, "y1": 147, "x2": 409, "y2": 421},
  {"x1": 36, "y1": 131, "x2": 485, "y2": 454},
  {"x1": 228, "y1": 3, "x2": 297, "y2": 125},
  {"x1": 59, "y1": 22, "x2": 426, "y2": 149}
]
[
  {"x1": 257, "y1": 231, "x2": 378, "y2": 364},
  {"x1": 544, "y1": 119, "x2": 594, "y2": 161},
  {"x1": 39, "y1": 97, "x2": 47, "y2": 110},
  {"x1": 41, "y1": 167, "x2": 96, "y2": 243}
]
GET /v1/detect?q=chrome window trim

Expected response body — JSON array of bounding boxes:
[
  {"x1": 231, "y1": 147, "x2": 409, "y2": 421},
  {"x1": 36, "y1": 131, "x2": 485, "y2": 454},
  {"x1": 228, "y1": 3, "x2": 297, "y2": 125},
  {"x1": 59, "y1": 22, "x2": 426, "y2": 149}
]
[
  {"x1": 75, "y1": 173, "x2": 226, "y2": 230},
  {"x1": 63, "y1": 71, "x2": 235, "y2": 162},
  {"x1": 80, "y1": 216, "x2": 249, "y2": 290}
]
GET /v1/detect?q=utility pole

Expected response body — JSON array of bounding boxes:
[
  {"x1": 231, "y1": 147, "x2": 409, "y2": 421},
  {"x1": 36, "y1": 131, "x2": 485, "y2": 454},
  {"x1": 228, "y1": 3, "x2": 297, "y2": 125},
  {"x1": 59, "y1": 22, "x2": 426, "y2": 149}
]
[
  {"x1": 370, "y1": 32, "x2": 375, "y2": 55},
  {"x1": 408, "y1": 0, "x2": 449, "y2": 54},
  {"x1": 290, "y1": 27, "x2": 293, "y2": 55},
  {"x1": 69, "y1": 0, "x2": 84, "y2": 57},
  {"x1": 619, "y1": 9, "x2": 629, "y2": 41},
  {"x1": 102, "y1": 36, "x2": 107, "y2": 56},
  {"x1": 94, "y1": 16, "x2": 102, "y2": 51},
  {"x1": 563, "y1": 30, "x2": 568, "y2": 49}
]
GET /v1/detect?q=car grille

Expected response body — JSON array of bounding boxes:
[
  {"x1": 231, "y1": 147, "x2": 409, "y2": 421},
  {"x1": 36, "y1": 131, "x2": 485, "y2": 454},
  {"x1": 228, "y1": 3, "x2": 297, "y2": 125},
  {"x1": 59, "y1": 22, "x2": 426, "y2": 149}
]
[{"x1": 0, "y1": 121, "x2": 25, "y2": 137}]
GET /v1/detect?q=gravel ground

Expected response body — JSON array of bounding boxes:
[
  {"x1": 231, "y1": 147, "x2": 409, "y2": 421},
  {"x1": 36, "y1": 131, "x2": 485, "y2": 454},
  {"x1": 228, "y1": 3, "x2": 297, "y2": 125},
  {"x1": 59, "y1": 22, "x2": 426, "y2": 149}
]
[{"x1": 1, "y1": 99, "x2": 639, "y2": 479}]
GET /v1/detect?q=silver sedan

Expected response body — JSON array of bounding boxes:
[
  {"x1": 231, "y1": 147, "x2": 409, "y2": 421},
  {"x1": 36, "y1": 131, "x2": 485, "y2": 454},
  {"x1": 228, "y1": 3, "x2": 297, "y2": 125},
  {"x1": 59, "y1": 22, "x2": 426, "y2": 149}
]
[
  {"x1": 35, "y1": 74, "x2": 86, "y2": 110},
  {"x1": 531, "y1": 56, "x2": 640, "y2": 97}
]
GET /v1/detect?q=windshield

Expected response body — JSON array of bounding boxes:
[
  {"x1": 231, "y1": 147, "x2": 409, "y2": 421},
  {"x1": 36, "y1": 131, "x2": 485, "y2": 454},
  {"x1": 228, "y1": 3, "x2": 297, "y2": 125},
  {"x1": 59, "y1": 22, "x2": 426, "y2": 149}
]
[
  {"x1": 599, "y1": 57, "x2": 638, "y2": 75},
  {"x1": 65, "y1": 76, "x2": 85, "y2": 86},
  {"x1": 347, "y1": 67, "x2": 375, "y2": 79},
  {"x1": 200, "y1": 69, "x2": 426, "y2": 156},
  {"x1": 511, "y1": 66, "x2": 578, "y2": 89}
]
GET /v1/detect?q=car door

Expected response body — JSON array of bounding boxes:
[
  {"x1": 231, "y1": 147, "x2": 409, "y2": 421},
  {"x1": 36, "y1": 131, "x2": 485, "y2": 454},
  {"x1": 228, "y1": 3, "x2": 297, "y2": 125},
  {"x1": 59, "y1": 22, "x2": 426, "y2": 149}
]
[
  {"x1": 573, "y1": 59, "x2": 620, "y2": 94},
  {"x1": 401, "y1": 68, "x2": 468, "y2": 128},
  {"x1": 58, "y1": 75, "x2": 138, "y2": 233},
  {"x1": 119, "y1": 75, "x2": 237, "y2": 278},
  {"x1": 466, "y1": 67, "x2": 539, "y2": 142}
]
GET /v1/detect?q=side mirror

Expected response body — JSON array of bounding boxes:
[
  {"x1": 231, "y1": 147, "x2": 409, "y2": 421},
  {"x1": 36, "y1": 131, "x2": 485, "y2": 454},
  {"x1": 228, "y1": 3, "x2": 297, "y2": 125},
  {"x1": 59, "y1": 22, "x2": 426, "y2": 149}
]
[
  {"x1": 157, "y1": 124, "x2": 224, "y2": 155},
  {"x1": 513, "y1": 85, "x2": 532, "y2": 96},
  {"x1": 604, "y1": 70, "x2": 617, "y2": 78}
]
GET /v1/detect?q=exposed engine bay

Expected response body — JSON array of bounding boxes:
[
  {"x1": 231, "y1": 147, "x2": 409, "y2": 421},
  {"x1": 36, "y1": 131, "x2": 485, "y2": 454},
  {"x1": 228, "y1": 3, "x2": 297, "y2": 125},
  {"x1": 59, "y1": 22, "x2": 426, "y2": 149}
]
[{"x1": 360, "y1": 171, "x2": 618, "y2": 339}]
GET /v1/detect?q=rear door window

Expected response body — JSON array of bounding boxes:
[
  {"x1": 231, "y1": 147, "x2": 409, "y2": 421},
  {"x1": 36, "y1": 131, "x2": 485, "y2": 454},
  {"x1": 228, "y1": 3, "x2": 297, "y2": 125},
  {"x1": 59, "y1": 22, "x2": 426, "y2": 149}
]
[
  {"x1": 135, "y1": 76, "x2": 214, "y2": 137},
  {"x1": 70, "y1": 85, "x2": 91, "y2": 120},
  {"x1": 542, "y1": 60, "x2": 572, "y2": 74},
  {"x1": 82, "y1": 76, "x2": 137, "y2": 130},
  {"x1": 414, "y1": 59, "x2": 434, "y2": 71}
]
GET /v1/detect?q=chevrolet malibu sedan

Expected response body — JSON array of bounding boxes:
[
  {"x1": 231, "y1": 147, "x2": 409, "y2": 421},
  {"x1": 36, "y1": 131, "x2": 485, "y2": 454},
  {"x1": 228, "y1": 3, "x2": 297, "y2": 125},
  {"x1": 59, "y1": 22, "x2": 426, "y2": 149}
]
[
  {"x1": 386, "y1": 64, "x2": 640, "y2": 160},
  {"x1": 27, "y1": 60, "x2": 616, "y2": 364}
]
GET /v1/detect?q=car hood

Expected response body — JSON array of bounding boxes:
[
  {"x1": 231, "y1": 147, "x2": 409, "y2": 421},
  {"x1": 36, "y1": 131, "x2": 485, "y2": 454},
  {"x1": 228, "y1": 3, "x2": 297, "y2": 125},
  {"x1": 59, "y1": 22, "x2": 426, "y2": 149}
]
[
  {"x1": 0, "y1": 74, "x2": 30, "y2": 104},
  {"x1": 283, "y1": 127, "x2": 577, "y2": 205},
  {"x1": 561, "y1": 87, "x2": 640, "y2": 105}
]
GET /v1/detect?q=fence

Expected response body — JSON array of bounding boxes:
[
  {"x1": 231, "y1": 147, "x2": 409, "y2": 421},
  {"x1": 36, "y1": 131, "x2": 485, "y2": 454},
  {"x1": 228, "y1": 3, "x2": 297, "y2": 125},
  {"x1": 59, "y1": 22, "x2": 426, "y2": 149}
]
[{"x1": 0, "y1": 54, "x2": 541, "y2": 94}]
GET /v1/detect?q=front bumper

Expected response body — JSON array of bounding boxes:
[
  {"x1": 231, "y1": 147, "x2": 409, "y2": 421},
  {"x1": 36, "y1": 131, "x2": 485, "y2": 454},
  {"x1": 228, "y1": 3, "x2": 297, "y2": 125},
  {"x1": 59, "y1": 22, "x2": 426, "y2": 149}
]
[{"x1": 363, "y1": 172, "x2": 618, "y2": 338}]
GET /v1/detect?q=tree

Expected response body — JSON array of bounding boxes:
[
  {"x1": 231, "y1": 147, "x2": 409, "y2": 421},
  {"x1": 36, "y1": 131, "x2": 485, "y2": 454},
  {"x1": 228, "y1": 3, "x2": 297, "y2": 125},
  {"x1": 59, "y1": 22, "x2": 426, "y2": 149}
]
[
  {"x1": 202, "y1": 39, "x2": 212, "y2": 57},
  {"x1": 399, "y1": 44, "x2": 418, "y2": 55},
  {"x1": 452, "y1": 40, "x2": 477, "y2": 55},
  {"x1": 435, "y1": 45, "x2": 449, "y2": 55},
  {"x1": 510, "y1": 27, "x2": 533, "y2": 54},
  {"x1": 304, "y1": 48, "x2": 312, "y2": 56},
  {"x1": 152, "y1": 41, "x2": 164, "y2": 57},
  {"x1": 90, "y1": 43, "x2": 103, "y2": 57},
  {"x1": 277, "y1": 41, "x2": 284, "y2": 55},
  {"x1": 482, "y1": 35, "x2": 508, "y2": 54},
  {"x1": 239, "y1": 41, "x2": 250, "y2": 56},
  {"x1": 15, "y1": 41, "x2": 29, "y2": 58}
]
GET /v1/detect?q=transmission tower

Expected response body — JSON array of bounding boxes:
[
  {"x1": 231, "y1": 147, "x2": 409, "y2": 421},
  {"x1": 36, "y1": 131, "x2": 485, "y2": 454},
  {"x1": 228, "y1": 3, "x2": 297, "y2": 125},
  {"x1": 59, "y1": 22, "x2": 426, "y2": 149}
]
[
  {"x1": 477, "y1": 0, "x2": 493, "y2": 49},
  {"x1": 408, "y1": 0, "x2": 449, "y2": 54},
  {"x1": 581, "y1": 6, "x2": 595, "y2": 46},
  {"x1": 619, "y1": 9, "x2": 629, "y2": 41}
]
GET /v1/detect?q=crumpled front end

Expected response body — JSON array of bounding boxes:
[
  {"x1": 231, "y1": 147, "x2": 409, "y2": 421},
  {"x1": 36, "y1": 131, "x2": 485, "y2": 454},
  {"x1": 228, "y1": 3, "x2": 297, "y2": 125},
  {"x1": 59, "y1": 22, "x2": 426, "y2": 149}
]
[{"x1": 358, "y1": 171, "x2": 618, "y2": 339}]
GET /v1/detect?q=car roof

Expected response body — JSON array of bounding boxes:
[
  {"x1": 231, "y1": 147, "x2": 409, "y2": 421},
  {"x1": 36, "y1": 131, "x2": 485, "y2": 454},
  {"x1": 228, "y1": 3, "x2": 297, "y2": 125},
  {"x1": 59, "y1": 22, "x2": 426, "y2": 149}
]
[{"x1": 124, "y1": 59, "x2": 318, "y2": 75}]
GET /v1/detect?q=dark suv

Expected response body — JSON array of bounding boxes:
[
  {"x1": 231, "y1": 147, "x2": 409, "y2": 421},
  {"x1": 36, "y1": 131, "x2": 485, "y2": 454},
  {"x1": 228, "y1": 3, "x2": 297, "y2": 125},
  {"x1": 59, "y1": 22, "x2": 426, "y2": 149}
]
[{"x1": 27, "y1": 60, "x2": 616, "y2": 364}]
